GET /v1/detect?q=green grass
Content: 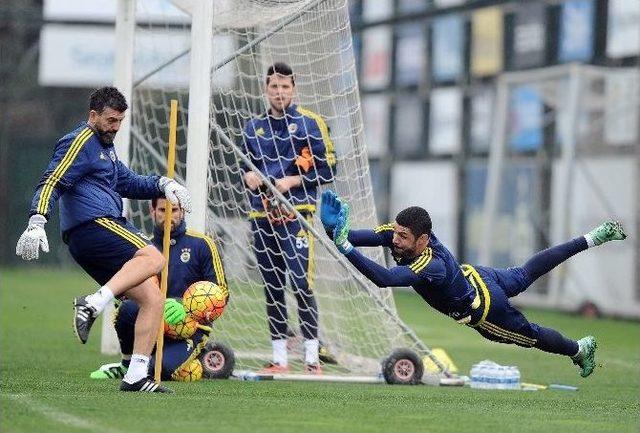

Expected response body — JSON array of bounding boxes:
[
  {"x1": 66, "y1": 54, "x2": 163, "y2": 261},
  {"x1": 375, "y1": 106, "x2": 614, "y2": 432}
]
[{"x1": 1, "y1": 267, "x2": 639, "y2": 433}]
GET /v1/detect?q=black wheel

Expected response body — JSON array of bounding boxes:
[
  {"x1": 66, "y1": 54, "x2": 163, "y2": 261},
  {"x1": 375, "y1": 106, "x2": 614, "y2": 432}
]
[
  {"x1": 199, "y1": 341, "x2": 235, "y2": 379},
  {"x1": 382, "y1": 348, "x2": 424, "y2": 385}
]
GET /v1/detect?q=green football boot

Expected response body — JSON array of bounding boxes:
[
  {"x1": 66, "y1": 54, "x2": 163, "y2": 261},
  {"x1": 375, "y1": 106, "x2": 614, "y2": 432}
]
[
  {"x1": 571, "y1": 336, "x2": 597, "y2": 378},
  {"x1": 90, "y1": 362, "x2": 127, "y2": 380},
  {"x1": 586, "y1": 221, "x2": 627, "y2": 246}
]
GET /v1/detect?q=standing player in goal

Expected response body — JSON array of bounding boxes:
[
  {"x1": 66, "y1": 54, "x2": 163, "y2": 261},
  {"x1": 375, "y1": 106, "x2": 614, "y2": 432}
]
[
  {"x1": 321, "y1": 190, "x2": 627, "y2": 378},
  {"x1": 241, "y1": 63, "x2": 337, "y2": 374},
  {"x1": 15, "y1": 87, "x2": 191, "y2": 393}
]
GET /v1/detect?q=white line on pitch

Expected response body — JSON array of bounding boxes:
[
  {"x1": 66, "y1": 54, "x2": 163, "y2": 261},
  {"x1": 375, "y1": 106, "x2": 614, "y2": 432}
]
[{"x1": 5, "y1": 393, "x2": 123, "y2": 433}]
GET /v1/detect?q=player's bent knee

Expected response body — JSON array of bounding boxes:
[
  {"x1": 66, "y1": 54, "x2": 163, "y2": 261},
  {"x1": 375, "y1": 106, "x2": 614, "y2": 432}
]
[{"x1": 137, "y1": 245, "x2": 166, "y2": 274}]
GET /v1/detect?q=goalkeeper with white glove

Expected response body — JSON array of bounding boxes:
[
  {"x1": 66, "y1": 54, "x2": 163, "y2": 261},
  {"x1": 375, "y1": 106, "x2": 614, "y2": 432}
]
[
  {"x1": 17, "y1": 87, "x2": 194, "y2": 393},
  {"x1": 16, "y1": 214, "x2": 49, "y2": 260},
  {"x1": 321, "y1": 190, "x2": 627, "y2": 378}
]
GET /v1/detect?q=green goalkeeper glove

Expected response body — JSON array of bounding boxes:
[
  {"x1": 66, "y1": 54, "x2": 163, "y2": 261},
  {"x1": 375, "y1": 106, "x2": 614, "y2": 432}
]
[
  {"x1": 333, "y1": 203, "x2": 353, "y2": 254},
  {"x1": 164, "y1": 298, "x2": 186, "y2": 325}
]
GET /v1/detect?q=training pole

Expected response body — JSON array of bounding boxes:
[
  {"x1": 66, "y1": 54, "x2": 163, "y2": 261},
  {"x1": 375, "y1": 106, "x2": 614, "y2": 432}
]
[{"x1": 154, "y1": 99, "x2": 178, "y2": 382}]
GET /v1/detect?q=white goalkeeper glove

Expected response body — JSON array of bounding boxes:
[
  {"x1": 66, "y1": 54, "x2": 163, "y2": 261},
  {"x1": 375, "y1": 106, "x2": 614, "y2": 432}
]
[
  {"x1": 16, "y1": 214, "x2": 49, "y2": 261},
  {"x1": 159, "y1": 177, "x2": 192, "y2": 212}
]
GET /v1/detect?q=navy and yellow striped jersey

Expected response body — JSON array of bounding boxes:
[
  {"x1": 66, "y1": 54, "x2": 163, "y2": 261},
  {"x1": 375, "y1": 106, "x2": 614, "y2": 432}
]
[
  {"x1": 29, "y1": 123, "x2": 162, "y2": 233},
  {"x1": 151, "y1": 221, "x2": 227, "y2": 299},
  {"x1": 241, "y1": 104, "x2": 336, "y2": 214},
  {"x1": 345, "y1": 224, "x2": 476, "y2": 323}
]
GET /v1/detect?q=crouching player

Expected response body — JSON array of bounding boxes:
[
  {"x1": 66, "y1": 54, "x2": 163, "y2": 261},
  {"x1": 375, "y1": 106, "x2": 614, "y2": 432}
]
[
  {"x1": 91, "y1": 198, "x2": 227, "y2": 381},
  {"x1": 321, "y1": 190, "x2": 627, "y2": 378}
]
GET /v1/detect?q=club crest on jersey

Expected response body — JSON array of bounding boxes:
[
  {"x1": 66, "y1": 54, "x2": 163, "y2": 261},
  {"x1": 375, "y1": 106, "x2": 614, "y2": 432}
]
[
  {"x1": 256, "y1": 127, "x2": 265, "y2": 136},
  {"x1": 109, "y1": 150, "x2": 116, "y2": 162},
  {"x1": 288, "y1": 123, "x2": 298, "y2": 134},
  {"x1": 180, "y1": 248, "x2": 191, "y2": 263},
  {"x1": 99, "y1": 152, "x2": 107, "y2": 160}
]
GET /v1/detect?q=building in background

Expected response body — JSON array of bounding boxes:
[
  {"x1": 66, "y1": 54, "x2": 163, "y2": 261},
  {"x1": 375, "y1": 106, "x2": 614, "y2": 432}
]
[
  {"x1": 350, "y1": 0, "x2": 639, "y2": 317},
  {"x1": 1, "y1": 0, "x2": 639, "y2": 317}
]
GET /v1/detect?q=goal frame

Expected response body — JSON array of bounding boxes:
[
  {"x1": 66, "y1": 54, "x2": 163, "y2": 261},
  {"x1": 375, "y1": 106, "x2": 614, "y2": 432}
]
[
  {"x1": 480, "y1": 63, "x2": 639, "y2": 318},
  {"x1": 104, "y1": 0, "x2": 451, "y2": 376}
]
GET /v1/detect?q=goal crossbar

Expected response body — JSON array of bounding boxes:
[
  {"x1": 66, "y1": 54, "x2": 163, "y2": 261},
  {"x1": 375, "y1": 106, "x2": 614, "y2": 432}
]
[{"x1": 134, "y1": 0, "x2": 328, "y2": 88}]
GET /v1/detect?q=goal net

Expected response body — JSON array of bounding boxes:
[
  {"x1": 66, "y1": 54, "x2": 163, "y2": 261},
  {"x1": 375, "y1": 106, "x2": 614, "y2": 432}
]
[
  {"x1": 478, "y1": 64, "x2": 639, "y2": 318},
  {"x1": 115, "y1": 0, "x2": 446, "y2": 376}
]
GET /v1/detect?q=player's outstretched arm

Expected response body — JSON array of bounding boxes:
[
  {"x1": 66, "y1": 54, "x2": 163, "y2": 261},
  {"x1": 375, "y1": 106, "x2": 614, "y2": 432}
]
[
  {"x1": 115, "y1": 161, "x2": 191, "y2": 212},
  {"x1": 331, "y1": 204, "x2": 424, "y2": 287},
  {"x1": 19, "y1": 133, "x2": 93, "y2": 261},
  {"x1": 344, "y1": 249, "x2": 423, "y2": 288}
]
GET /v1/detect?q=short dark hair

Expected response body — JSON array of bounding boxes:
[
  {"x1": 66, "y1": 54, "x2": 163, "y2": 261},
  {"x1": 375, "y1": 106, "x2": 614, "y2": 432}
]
[
  {"x1": 266, "y1": 62, "x2": 295, "y2": 85},
  {"x1": 89, "y1": 87, "x2": 128, "y2": 113},
  {"x1": 395, "y1": 206, "x2": 432, "y2": 238}
]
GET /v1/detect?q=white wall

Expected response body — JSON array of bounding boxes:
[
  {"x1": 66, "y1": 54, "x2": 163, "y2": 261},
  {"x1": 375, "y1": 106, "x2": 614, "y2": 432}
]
[
  {"x1": 390, "y1": 161, "x2": 458, "y2": 255},
  {"x1": 550, "y1": 157, "x2": 638, "y2": 317}
]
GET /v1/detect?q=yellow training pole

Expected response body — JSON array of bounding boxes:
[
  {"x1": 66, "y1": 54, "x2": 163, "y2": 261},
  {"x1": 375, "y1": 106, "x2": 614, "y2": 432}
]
[{"x1": 154, "y1": 99, "x2": 178, "y2": 382}]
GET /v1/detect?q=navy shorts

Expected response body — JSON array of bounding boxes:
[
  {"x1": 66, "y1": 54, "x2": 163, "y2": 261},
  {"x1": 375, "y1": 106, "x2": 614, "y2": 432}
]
[
  {"x1": 66, "y1": 217, "x2": 152, "y2": 286},
  {"x1": 466, "y1": 265, "x2": 539, "y2": 348},
  {"x1": 114, "y1": 300, "x2": 209, "y2": 380}
]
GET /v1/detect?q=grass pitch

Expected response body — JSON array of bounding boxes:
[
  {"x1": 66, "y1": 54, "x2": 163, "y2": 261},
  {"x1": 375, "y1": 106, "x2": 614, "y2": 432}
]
[{"x1": 1, "y1": 267, "x2": 639, "y2": 433}]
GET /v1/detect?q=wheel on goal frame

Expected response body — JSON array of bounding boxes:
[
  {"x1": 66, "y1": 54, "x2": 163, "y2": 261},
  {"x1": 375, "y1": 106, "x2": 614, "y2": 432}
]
[
  {"x1": 199, "y1": 341, "x2": 235, "y2": 379},
  {"x1": 382, "y1": 348, "x2": 424, "y2": 385}
]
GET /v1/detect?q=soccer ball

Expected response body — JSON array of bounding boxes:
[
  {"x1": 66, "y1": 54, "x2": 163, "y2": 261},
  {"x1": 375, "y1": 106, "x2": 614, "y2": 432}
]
[
  {"x1": 164, "y1": 315, "x2": 199, "y2": 339},
  {"x1": 182, "y1": 281, "x2": 229, "y2": 323},
  {"x1": 172, "y1": 358, "x2": 203, "y2": 382}
]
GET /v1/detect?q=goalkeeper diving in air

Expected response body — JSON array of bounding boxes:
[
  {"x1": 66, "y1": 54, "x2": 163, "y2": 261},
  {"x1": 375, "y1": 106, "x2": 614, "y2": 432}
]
[{"x1": 320, "y1": 190, "x2": 628, "y2": 377}]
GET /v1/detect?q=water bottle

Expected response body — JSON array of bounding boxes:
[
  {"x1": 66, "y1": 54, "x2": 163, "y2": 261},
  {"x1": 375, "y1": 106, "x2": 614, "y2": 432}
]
[
  {"x1": 479, "y1": 364, "x2": 489, "y2": 389},
  {"x1": 504, "y1": 367, "x2": 513, "y2": 389},
  {"x1": 470, "y1": 361, "x2": 521, "y2": 390},
  {"x1": 496, "y1": 366, "x2": 505, "y2": 390},
  {"x1": 470, "y1": 364, "x2": 481, "y2": 389},
  {"x1": 511, "y1": 366, "x2": 521, "y2": 390},
  {"x1": 485, "y1": 364, "x2": 495, "y2": 389},
  {"x1": 482, "y1": 361, "x2": 495, "y2": 389},
  {"x1": 494, "y1": 365, "x2": 503, "y2": 389}
]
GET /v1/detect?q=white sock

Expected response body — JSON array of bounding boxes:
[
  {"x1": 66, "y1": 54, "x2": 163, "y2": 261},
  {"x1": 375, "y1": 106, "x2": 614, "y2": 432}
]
[
  {"x1": 85, "y1": 285, "x2": 115, "y2": 314},
  {"x1": 123, "y1": 354, "x2": 150, "y2": 383},
  {"x1": 272, "y1": 339, "x2": 288, "y2": 366},
  {"x1": 304, "y1": 339, "x2": 319, "y2": 364},
  {"x1": 584, "y1": 234, "x2": 596, "y2": 248}
]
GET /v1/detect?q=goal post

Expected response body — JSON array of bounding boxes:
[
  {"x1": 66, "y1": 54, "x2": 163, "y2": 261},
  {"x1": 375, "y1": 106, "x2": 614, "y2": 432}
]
[
  {"x1": 108, "y1": 0, "x2": 451, "y2": 377},
  {"x1": 479, "y1": 63, "x2": 639, "y2": 318},
  {"x1": 100, "y1": 0, "x2": 136, "y2": 356}
]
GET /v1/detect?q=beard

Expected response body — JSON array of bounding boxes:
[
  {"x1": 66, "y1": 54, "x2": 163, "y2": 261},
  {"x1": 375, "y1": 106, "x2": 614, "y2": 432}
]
[
  {"x1": 97, "y1": 128, "x2": 116, "y2": 144},
  {"x1": 393, "y1": 245, "x2": 416, "y2": 260},
  {"x1": 155, "y1": 220, "x2": 176, "y2": 232},
  {"x1": 392, "y1": 245, "x2": 405, "y2": 257}
]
